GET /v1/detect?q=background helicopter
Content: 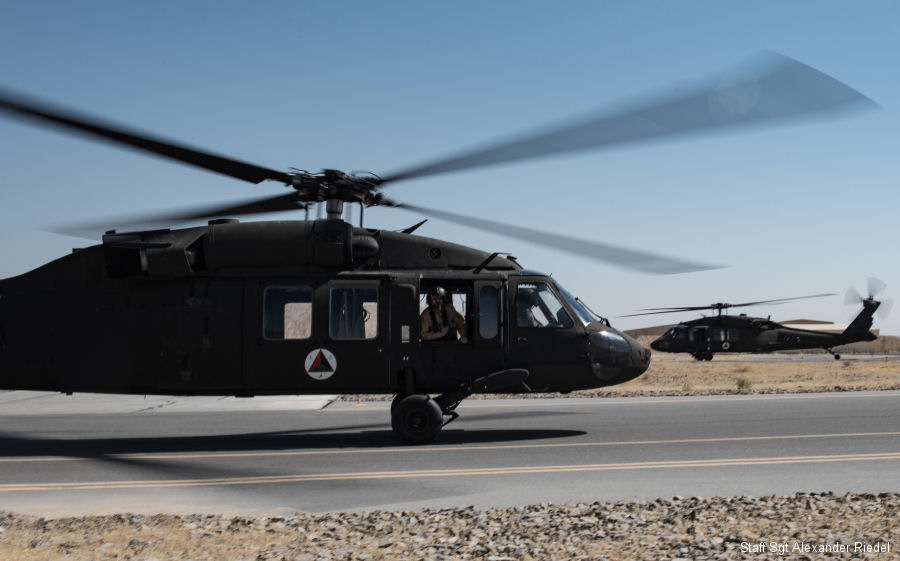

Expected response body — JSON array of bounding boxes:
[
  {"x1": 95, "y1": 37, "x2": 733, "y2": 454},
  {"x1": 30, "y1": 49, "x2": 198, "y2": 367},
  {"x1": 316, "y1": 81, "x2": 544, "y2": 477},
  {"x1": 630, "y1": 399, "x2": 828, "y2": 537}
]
[
  {"x1": 0, "y1": 54, "x2": 875, "y2": 443},
  {"x1": 628, "y1": 279, "x2": 892, "y2": 360}
]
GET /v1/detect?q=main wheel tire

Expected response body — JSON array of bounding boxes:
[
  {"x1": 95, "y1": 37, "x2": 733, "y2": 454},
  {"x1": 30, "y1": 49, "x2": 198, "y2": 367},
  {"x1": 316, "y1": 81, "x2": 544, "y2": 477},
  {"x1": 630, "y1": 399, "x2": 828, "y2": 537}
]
[
  {"x1": 390, "y1": 393, "x2": 405, "y2": 415},
  {"x1": 391, "y1": 394, "x2": 443, "y2": 445}
]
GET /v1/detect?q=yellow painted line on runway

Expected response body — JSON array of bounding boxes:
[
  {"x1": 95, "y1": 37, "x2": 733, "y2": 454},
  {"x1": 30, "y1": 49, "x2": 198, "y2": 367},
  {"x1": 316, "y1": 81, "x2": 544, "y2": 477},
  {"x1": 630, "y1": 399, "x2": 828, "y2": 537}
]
[
  {"x1": 435, "y1": 392, "x2": 900, "y2": 410},
  {"x1": 1, "y1": 451, "x2": 899, "y2": 492},
  {"x1": 322, "y1": 392, "x2": 900, "y2": 412},
  {"x1": 2, "y1": 431, "x2": 899, "y2": 464}
]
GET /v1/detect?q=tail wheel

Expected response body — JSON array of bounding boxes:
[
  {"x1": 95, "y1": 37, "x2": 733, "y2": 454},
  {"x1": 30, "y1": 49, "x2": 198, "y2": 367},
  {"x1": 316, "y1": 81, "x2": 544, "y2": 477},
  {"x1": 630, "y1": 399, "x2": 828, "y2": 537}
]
[{"x1": 391, "y1": 394, "x2": 443, "y2": 445}]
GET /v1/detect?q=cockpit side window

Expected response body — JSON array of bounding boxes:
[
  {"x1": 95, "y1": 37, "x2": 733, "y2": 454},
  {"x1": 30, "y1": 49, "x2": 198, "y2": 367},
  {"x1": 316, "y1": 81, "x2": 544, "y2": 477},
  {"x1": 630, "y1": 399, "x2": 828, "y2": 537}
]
[{"x1": 516, "y1": 282, "x2": 574, "y2": 328}]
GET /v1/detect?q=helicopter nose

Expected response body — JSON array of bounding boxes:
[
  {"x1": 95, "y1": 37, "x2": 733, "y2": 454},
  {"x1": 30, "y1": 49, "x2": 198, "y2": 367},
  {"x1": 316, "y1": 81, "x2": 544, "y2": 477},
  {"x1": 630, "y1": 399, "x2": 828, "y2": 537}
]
[
  {"x1": 650, "y1": 339, "x2": 660, "y2": 351},
  {"x1": 630, "y1": 338, "x2": 652, "y2": 370},
  {"x1": 589, "y1": 330, "x2": 650, "y2": 384}
]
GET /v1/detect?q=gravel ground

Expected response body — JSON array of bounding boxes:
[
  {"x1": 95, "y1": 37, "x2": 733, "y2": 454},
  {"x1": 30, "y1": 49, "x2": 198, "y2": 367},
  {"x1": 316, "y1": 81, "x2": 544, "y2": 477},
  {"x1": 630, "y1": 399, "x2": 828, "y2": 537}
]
[{"x1": 1, "y1": 493, "x2": 896, "y2": 560}]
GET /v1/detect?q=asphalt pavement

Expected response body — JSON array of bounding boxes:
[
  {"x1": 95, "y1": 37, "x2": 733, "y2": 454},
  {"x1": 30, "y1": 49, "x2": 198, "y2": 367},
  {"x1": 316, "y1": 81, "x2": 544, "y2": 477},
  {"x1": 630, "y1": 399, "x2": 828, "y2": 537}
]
[{"x1": 0, "y1": 391, "x2": 898, "y2": 516}]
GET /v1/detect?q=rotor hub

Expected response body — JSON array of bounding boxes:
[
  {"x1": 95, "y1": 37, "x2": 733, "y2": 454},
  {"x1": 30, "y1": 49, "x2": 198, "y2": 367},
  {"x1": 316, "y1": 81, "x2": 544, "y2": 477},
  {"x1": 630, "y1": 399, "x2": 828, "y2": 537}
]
[{"x1": 288, "y1": 169, "x2": 384, "y2": 205}]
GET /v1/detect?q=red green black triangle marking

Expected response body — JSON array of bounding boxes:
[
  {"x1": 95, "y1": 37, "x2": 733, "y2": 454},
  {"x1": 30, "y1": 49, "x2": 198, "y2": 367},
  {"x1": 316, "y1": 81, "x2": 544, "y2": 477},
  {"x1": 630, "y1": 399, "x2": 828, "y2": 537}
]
[{"x1": 309, "y1": 351, "x2": 335, "y2": 373}]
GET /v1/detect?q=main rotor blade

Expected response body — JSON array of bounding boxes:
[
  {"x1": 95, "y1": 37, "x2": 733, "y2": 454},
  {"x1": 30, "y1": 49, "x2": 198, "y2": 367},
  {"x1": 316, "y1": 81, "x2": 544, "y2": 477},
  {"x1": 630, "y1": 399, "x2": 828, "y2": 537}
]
[
  {"x1": 620, "y1": 308, "x2": 710, "y2": 318},
  {"x1": 381, "y1": 52, "x2": 875, "y2": 185},
  {"x1": 622, "y1": 293, "x2": 836, "y2": 317},
  {"x1": 0, "y1": 88, "x2": 293, "y2": 185},
  {"x1": 724, "y1": 293, "x2": 836, "y2": 309},
  {"x1": 626, "y1": 305, "x2": 726, "y2": 313},
  {"x1": 49, "y1": 193, "x2": 305, "y2": 239},
  {"x1": 394, "y1": 202, "x2": 719, "y2": 275},
  {"x1": 618, "y1": 304, "x2": 782, "y2": 318}
]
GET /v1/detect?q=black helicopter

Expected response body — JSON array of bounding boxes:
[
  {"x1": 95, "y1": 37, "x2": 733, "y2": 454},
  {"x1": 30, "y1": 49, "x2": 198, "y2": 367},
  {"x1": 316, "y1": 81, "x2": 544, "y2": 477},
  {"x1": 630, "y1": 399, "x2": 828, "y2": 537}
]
[
  {"x1": 0, "y1": 53, "x2": 874, "y2": 443},
  {"x1": 629, "y1": 280, "x2": 891, "y2": 361}
]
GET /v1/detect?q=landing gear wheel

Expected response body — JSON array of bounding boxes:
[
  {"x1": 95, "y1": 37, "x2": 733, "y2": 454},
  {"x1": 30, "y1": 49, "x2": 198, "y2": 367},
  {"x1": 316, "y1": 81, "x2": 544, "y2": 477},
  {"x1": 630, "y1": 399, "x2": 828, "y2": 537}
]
[
  {"x1": 391, "y1": 394, "x2": 443, "y2": 445},
  {"x1": 390, "y1": 393, "x2": 405, "y2": 415},
  {"x1": 834, "y1": 353, "x2": 841, "y2": 360}
]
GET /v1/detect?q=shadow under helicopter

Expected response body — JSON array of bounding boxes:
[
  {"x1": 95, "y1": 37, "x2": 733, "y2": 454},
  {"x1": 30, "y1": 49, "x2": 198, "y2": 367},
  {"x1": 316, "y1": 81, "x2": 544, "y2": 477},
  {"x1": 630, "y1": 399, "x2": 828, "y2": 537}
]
[{"x1": 0, "y1": 426, "x2": 585, "y2": 461}]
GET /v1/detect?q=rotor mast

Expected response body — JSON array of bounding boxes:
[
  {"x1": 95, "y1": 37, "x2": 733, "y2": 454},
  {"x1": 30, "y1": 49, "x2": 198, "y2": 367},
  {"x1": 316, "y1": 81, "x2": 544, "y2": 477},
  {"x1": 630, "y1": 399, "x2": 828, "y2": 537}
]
[{"x1": 325, "y1": 199, "x2": 344, "y2": 221}]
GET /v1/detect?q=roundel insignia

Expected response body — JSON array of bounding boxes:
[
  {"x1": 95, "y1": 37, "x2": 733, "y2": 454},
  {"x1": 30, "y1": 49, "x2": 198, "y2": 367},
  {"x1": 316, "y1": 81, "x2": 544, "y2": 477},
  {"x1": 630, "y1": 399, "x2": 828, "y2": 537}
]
[{"x1": 304, "y1": 348, "x2": 337, "y2": 380}]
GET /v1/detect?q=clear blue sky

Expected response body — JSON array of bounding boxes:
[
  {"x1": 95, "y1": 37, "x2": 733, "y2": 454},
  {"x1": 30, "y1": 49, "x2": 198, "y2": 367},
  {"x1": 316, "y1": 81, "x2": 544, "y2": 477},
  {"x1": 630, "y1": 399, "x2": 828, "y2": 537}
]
[{"x1": 1, "y1": 1, "x2": 898, "y2": 334}]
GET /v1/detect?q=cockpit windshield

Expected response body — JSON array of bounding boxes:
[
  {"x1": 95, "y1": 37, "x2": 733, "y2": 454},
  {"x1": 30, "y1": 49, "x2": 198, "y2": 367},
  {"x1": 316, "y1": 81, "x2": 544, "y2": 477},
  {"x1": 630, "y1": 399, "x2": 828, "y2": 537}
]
[
  {"x1": 663, "y1": 326, "x2": 689, "y2": 340},
  {"x1": 554, "y1": 281, "x2": 601, "y2": 326}
]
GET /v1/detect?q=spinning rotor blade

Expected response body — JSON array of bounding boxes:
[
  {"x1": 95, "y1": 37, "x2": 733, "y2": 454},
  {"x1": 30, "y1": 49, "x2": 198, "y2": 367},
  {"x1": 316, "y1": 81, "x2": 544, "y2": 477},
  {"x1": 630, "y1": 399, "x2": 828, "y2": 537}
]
[
  {"x1": 844, "y1": 278, "x2": 890, "y2": 319},
  {"x1": 845, "y1": 277, "x2": 888, "y2": 305},
  {"x1": 844, "y1": 285, "x2": 865, "y2": 306},
  {"x1": 1, "y1": 53, "x2": 874, "y2": 194},
  {"x1": 49, "y1": 193, "x2": 306, "y2": 239},
  {"x1": 1, "y1": 52, "x2": 877, "y2": 271},
  {"x1": 868, "y1": 277, "x2": 887, "y2": 299},
  {"x1": 877, "y1": 298, "x2": 894, "y2": 319},
  {"x1": 622, "y1": 293, "x2": 836, "y2": 317},
  {"x1": 719, "y1": 293, "x2": 837, "y2": 309},
  {"x1": 620, "y1": 307, "x2": 715, "y2": 318},
  {"x1": 381, "y1": 52, "x2": 875, "y2": 184},
  {"x1": 0, "y1": 88, "x2": 293, "y2": 185},
  {"x1": 393, "y1": 202, "x2": 719, "y2": 274}
]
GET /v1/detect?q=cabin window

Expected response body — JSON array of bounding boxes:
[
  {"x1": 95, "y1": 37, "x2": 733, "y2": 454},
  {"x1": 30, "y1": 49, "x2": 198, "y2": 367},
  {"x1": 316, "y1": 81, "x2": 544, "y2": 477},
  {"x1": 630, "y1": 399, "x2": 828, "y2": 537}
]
[
  {"x1": 418, "y1": 283, "x2": 471, "y2": 343},
  {"x1": 263, "y1": 286, "x2": 312, "y2": 340},
  {"x1": 728, "y1": 329, "x2": 739, "y2": 341},
  {"x1": 419, "y1": 291, "x2": 468, "y2": 318},
  {"x1": 330, "y1": 284, "x2": 379, "y2": 340},
  {"x1": 516, "y1": 282, "x2": 573, "y2": 328},
  {"x1": 479, "y1": 285, "x2": 499, "y2": 339}
]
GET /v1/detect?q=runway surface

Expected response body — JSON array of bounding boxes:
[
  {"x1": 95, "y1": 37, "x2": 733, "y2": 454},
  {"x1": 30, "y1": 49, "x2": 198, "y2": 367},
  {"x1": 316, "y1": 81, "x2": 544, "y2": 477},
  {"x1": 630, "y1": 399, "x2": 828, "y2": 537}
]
[{"x1": 1, "y1": 391, "x2": 898, "y2": 517}]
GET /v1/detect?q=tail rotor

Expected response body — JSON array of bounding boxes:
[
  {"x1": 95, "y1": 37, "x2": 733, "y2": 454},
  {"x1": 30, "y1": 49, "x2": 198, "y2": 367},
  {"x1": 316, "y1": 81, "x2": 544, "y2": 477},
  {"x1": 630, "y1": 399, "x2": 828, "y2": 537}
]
[{"x1": 845, "y1": 277, "x2": 892, "y2": 319}]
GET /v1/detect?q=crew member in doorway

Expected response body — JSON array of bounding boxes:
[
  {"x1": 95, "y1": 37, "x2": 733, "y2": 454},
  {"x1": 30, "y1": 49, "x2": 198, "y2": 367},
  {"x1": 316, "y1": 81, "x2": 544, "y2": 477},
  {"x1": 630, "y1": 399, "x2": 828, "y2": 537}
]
[{"x1": 420, "y1": 286, "x2": 467, "y2": 342}]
